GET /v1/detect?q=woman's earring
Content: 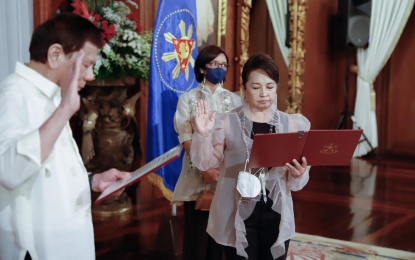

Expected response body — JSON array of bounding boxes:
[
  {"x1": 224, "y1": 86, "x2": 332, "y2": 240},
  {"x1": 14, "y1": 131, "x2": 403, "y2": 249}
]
[
  {"x1": 243, "y1": 94, "x2": 246, "y2": 100},
  {"x1": 202, "y1": 77, "x2": 206, "y2": 90}
]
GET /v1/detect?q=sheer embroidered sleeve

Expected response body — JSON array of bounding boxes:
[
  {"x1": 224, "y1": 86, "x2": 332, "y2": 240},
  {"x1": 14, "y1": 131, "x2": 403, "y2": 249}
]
[{"x1": 190, "y1": 113, "x2": 226, "y2": 171}]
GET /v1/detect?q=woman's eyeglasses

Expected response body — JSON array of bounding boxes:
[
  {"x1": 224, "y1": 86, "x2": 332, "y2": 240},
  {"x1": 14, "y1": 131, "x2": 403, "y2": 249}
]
[{"x1": 207, "y1": 61, "x2": 229, "y2": 71}]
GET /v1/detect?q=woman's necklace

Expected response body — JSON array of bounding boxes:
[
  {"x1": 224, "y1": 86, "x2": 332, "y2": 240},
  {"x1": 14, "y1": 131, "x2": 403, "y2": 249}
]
[
  {"x1": 250, "y1": 122, "x2": 275, "y2": 202},
  {"x1": 237, "y1": 111, "x2": 269, "y2": 201}
]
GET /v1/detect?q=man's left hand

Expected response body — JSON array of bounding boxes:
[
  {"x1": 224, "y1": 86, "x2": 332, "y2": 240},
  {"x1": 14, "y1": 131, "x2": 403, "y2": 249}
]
[{"x1": 91, "y1": 169, "x2": 131, "y2": 195}]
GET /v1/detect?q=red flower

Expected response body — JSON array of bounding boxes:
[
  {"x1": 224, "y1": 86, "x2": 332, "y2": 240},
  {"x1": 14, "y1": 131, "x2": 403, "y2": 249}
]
[
  {"x1": 100, "y1": 32, "x2": 107, "y2": 47},
  {"x1": 71, "y1": 0, "x2": 94, "y2": 20},
  {"x1": 105, "y1": 24, "x2": 117, "y2": 40},
  {"x1": 137, "y1": 23, "x2": 143, "y2": 33},
  {"x1": 101, "y1": 20, "x2": 108, "y2": 30},
  {"x1": 99, "y1": 20, "x2": 117, "y2": 46},
  {"x1": 127, "y1": 13, "x2": 143, "y2": 32},
  {"x1": 71, "y1": 0, "x2": 82, "y2": 13},
  {"x1": 94, "y1": 14, "x2": 101, "y2": 21}
]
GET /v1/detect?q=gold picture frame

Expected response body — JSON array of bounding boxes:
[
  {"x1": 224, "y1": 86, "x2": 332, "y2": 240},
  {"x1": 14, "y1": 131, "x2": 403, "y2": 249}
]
[
  {"x1": 286, "y1": 0, "x2": 307, "y2": 114},
  {"x1": 196, "y1": 0, "x2": 228, "y2": 50},
  {"x1": 238, "y1": 0, "x2": 253, "y2": 84},
  {"x1": 217, "y1": 0, "x2": 227, "y2": 47}
]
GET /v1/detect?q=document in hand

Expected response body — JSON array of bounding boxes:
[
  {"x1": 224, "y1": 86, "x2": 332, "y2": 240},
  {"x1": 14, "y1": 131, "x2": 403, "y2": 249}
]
[
  {"x1": 95, "y1": 145, "x2": 183, "y2": 204},
  {"x1": 247, "y1": 130, "x2": 363, "y2": 168}
]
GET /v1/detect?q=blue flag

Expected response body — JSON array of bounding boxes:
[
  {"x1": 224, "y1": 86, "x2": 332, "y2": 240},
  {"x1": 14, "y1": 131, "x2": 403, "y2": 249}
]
[{"x1": 146, "y1": 0, "x2": 199, "y2": 198}]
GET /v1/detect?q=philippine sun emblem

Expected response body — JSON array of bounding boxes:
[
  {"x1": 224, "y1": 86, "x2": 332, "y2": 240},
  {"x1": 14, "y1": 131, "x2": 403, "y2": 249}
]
[{"x1": 161, "y1": 20, "x2": 196, "y2": 81}]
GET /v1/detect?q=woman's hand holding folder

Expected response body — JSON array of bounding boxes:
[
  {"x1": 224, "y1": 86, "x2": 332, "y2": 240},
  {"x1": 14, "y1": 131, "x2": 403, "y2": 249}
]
[{"x1": 284, "y1": 157, "x2": 308, "y2": 179}]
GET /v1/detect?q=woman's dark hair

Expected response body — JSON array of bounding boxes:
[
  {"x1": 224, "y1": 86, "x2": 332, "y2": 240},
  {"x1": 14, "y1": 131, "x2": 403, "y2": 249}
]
[
  {"x1": 29, "y1": 13, "x2": 103, "y2": 63},
  {"x1": 194, "y1": 45, "x2": 229, "y2": 83},
  {"x1": 241, "y1": 53, "x2": 279, "y2": 88}
]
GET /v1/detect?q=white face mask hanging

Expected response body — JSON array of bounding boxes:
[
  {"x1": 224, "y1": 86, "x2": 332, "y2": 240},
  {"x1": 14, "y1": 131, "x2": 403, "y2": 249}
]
[
  {"x1": 236, "y1": 159, "x2": 261, "y2": 199},
  {"x1": 237, "y1": 171, "x2": 261, "y2": 199},
  {"x1": 236, "y1": 107, "x2": 272, "y2": 201}
]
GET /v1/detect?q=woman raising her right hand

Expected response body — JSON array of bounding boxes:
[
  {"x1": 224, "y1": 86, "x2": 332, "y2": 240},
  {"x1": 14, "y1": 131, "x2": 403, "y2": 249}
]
[
  {"x1": 172, "y1": 45, "x2": 241, "y2": 260},
  {"x1": 191, "y1": 53, "x2": 311, "y2": 260}
]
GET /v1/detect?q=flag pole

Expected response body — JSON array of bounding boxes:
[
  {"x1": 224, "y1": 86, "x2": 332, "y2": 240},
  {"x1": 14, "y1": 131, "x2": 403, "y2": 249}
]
[{"x1": 171, "y1": 204, "x2": 177, "y2": 216}]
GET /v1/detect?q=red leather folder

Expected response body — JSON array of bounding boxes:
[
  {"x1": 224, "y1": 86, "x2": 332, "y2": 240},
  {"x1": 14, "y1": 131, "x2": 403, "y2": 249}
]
[
  {"x1": 247, "y1": 130, "x2": 363, "y2": 168},
  {"x1": 95, "y1": 145, "x2": 183, "y2": 204}
]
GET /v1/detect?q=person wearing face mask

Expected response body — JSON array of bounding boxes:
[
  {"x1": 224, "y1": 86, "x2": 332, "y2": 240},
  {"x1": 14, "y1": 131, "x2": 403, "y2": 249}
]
[
  {"x1": 172, "y1": 45, "x2": 241, "y2": 260},
  {"x1": 190, "y1": 53, "x2": 311, "y2": 260}
]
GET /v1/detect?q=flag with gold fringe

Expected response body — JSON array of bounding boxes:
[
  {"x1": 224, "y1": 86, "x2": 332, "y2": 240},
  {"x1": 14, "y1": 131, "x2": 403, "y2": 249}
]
[{"x1": 146, "y1": 0, "x2": 198, "y2": 200}]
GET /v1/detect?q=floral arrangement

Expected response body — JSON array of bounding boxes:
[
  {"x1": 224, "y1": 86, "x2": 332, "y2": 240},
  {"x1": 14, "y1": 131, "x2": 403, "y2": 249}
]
[{"x1": 71, "y1": 0, "x2": 152, "y2": 81}]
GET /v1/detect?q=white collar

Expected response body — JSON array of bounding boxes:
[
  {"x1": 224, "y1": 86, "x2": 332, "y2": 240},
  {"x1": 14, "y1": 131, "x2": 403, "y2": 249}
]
[
  {"x1": 199, "y1": 83, "x2": 224, "y2": 96},
  {"x1": 15, "y1": 62, "x2": 60, "y2": 99}
]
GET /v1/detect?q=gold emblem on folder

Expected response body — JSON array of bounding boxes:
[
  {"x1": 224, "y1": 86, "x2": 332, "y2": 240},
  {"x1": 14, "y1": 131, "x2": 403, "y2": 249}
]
[{"x1": 320, "y1": 143, "x2": 339, "y2": 155}]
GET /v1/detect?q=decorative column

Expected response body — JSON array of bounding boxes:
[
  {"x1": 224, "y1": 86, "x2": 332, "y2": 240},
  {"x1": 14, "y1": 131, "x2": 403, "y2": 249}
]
[{"x1": 286, "y1": 0, "x2": 307, "y2": 114}]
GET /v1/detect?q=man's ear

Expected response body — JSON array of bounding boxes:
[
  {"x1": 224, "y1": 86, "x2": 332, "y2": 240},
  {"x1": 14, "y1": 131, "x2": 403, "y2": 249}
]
[{"x1": 47, "y1": 44, "x2": 65, "y2": 69}]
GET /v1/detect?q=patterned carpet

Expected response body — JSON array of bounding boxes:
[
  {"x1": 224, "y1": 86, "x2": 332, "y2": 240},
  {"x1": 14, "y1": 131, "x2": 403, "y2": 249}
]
[{"x1": 288, "y1": 233, "x2": 415, "y2": 260}]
